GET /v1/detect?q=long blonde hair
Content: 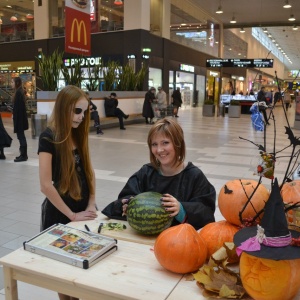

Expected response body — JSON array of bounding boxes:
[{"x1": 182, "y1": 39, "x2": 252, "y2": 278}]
[{"x1": 48, "y1": 85, "x2": 94, "y2": 200}]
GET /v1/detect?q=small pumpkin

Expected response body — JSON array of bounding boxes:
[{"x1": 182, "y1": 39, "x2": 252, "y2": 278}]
[
  {"x1": 281, "y1": 180, "x2": 300, "y2": 205},
  {"x1": 198, "y1": 220, "x2": 240, "y2": 260},
  {"x1": 154, "y1": 223, "x2": 207, "y2": 274},
  {"x1": 218, "y1": 179, "x2": 269, "y2": 226},
  {"x1": 240, "y1": 252, "x2": 300, "y2": 300}
]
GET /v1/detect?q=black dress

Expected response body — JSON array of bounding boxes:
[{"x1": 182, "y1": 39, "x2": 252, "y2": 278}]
[
  {"x1": 102, "y1": 162, "x2": 216, "y2": 230},
  {"x1": 38, "y1": 128, "x2": 90, "y2": 230}
]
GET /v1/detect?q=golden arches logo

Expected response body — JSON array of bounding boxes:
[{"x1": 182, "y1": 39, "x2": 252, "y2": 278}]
[{"x1": 70, "y1": 18, "x2": 87, "y2": 45}]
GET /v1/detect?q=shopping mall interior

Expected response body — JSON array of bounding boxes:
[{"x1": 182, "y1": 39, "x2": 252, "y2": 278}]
[{"x1": 1, "y1": 1, "x2": 300, "y2": 299}]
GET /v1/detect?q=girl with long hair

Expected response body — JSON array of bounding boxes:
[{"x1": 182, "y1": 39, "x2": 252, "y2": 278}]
[{"x1": 38, "y1": 85, "x2": 97, "y2": 300}]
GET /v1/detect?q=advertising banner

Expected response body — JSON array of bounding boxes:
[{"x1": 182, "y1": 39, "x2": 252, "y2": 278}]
[{"x1": 65, "y1": 0, "x2": 91, "y2": 56}]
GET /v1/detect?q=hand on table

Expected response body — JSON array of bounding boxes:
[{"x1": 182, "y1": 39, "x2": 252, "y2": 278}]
[{"x1": 73, "y1": 210, "x2": 98, "y2": 221}]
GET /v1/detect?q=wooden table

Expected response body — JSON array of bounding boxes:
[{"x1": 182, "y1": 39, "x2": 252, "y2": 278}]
[
  {"x1": 70, "y1": 212, "x2": 157, "y2": 246},
  {"x1": 0, "y1": 240, "x2": 182, "y2": 300}
]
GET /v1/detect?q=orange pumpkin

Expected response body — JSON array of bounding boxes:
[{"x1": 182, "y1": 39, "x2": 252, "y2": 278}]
[
  {"x1": 218, "y1": 179, "x2": 269, "y2": 226},
  {"x1": 154, "y1": 223, "x2": 207, "y2": 274},
  {"x1": 281, "y1": 180, "x2": 300, "y2": 205},
  {"x1": 240, "y1": 252, "x2": 300, "y2": 300},
  {"x1": 198, "y1": 220, "x2": 239, "y2": 260}
]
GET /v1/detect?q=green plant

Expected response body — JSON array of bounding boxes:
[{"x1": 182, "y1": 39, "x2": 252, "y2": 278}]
[
  {"x1": 103, "y1": 60, "x2": 120, "y2": 91},
  {"x1": 36, "y1": 48, "x2": 63, "y2": 91},
  {"x1": 230, "y1": 100, "x2": 241, "y2": 106},
  {"x1": 136, "y1": 64, "x2": 148, "y2": 91},
  {"x1": 61, "y1": 57, "x2": 83, "y2": 87},
  {"x1": 204, "y1": 99, "x2": 214, "y2": 105},
  {"x1": 117, "y1": 63, "x2": 137, "y2": 91},
  {"x1": 84, "y1": 61, "x2": 102, "y2": 91},
  {"x1": 126, "y1": 192, "x2": 173, "y2": 235}
]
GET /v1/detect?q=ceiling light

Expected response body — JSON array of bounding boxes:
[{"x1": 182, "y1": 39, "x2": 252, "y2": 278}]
[
  {"x1": 268, "y1": 34, "x2": 272, "y2": 37},
  {"x1": 216, "y1": 6, "x2": 223, "y2": 14},
  {"x1": 230, "y1": 16, "x2": 236, "y2": 24},
  {"x1": 288, "y1": 14, "x2": 295, "y2": 21},
  {"x1": 114, "y1": 0, "x2": 123, "y2": 5},
  {"x1": 240, "y1": 28, "x2": 245, "y2": 33},
  {"x1": 10, "y1": 15, "x2": 18, "y2": 22},
  {"x1": 26, "y1": 13, "x2": 34, "y2": 20},
  {"x1": 283, "y1": 0, "x2": 292, "y2": 8},
  {"x1": 293, "y1": 25, "x2": 298, "y2": 30},
  {"x1": 263, "y1": 28, "x2": 268, "y2": 32},
  {"x1": 0, "y1": 17, "x2": 2, "y2": 25}
]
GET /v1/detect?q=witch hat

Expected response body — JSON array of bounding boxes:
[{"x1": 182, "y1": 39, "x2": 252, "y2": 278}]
[{"x1": 234, "y1": 178, "x2": 300, "y2": 260}]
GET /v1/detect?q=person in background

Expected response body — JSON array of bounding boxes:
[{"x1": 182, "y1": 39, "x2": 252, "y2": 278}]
[
  {"x1": 104, "y1": 92, "x2": 129, "y2": 130},
  {"x1": 12, "y1": 77, "x2": 29, "y2": 162},
  {"x1": 143, "y1": 87, "x2": 156, "y2": 124},
  {"x1": 257, "y1": 86, "x2": 270, "y2": 125},
  {"x1": 171, "y1": 87, "x2": 182, "y2": 117},
  {"x1": 38, "y1": 85, "x2": 98, "y2": 300},
  {"x1": 156, "y1": 87, "x2": 167, "y2": 118},
  {"x1": 102, "y1": 118, "x2": 216, "y2": 230},
  {"x1": 273, "y1": 88, "x2": 282, "y2": 105},
  {"x1": 283, "y1": 90, "x2": 292, "y2": 111},
  {"x1": 0, "y1": 114, "x2": 13, "y2": 159},
  {"x1": 86, "y1": 92, "x2": 104, "y2": 135}
]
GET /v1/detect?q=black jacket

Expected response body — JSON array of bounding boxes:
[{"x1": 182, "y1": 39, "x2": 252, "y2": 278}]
[
  {"x1": 104, "y1": 97, "x2": 118, "y2": 117},
  {"x1": 102, "y1": 162, "x2": 216, "y2": 230},
  {"x1": 13, "y1": 87, "x2": 28, "y2": 133}
]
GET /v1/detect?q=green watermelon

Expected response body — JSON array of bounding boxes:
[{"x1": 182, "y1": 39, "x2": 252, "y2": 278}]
[{"x1": 126, "y1": 192, "x2": 173, "y2": 235}]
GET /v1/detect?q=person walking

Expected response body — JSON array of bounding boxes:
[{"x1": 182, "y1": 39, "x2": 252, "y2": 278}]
[
  {"x1": 104, "y1": 92, "x2": 129, "y2": 130},
  {"x1": 171, "y1": 87, "x2": 182, "y2": 117},
  {"x1": 283, "y1": 90, "x2": 292, "y2": 111},
  {"x1": 0, "y1": 114, "x2": 13, "y2": 159},
  {"x1": 257, "y1": 86, "x2": 270, "y2": 125},
  {"x1": 156, "y1": 87, "x2": 167, "y2": 118},
  {"x1": 38, "y1": 85, "x2": 98, "y2": 300},
  {"x1": 12, "y1": 77, "x2": 29, "y2": 162},
  {"x1": 142, "y1": 87, "x2": 156, "y2": 124}
]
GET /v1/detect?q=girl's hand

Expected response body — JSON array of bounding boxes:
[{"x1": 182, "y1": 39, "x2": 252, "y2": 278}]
[
  {"x1": 73, "y1": 210, "x2": 98, "y2": 221},
  {"x1": 121, "y1": 197, "x2": 133, "y2": 216},
  {"x1": 160, "y1": 193, "x2": 180, "y2": 217}
]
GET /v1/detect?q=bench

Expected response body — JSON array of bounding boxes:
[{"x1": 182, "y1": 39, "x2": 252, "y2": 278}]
[{"x1": 90, "y1": 113, "x2": 144, "y2": 131}]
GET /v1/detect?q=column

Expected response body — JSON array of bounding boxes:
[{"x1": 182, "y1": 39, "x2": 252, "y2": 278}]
[
  {"x1": 124, "y1": 0, "x2": 150, "y2": 31},
  {"x1": 34, "y1": 0, "x2": 50, "y2": 39},
  {"x1": 161, "y1": 0, "x2": 170, "y2": 39}
]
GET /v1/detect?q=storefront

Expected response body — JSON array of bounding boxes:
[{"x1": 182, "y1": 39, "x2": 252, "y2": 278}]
[{"x1": 206, "y1": 70, "x2": 220, "y2": 104}]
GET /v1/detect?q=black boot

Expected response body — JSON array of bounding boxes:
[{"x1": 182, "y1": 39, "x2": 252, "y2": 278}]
[
  {"x1": 14, "y1": 146, "x2": 28, "y2": 162},
  {"x1": 0, "y1": 148, "x2": 5, "y2": 159}
]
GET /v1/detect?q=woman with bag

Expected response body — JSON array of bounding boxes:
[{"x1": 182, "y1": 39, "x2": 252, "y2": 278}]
[{"x1": 0, "y1": 114, "x2": 13, "y2": 159}]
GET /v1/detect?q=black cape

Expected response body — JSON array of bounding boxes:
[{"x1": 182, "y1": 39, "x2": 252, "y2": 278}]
[{"x1": 102, "y1": 162, "x2": 216, "y2": 230}]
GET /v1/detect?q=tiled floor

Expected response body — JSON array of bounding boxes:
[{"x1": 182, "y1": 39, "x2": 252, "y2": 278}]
[{"x1": 0, "y1": 104, "x2": 299, "y2": 299}]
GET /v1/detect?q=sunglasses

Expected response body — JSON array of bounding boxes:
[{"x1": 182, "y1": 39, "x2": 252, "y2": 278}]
[{"x1": 73, "y1": 107, "x2": 86, "y2": 114}]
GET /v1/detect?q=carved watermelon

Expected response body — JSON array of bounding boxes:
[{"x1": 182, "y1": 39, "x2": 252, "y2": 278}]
[{"x1": 126, "y1": 192, "x2": 173, "y2": 235}]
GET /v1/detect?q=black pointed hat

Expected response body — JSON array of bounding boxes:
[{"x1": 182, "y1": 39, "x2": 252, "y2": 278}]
[{"x1": 234, "y1": 178, "x2": 300, "y2": 260}]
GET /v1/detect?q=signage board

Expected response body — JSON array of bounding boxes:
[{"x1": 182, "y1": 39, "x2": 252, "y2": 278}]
[{"x1": 206, "y1": 59, "x2": 273, "y2": 68}]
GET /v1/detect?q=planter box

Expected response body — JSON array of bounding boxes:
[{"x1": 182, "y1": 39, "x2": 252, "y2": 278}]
[
  {"x1": 202, "y1": 104, "x2": 215, "y2": 117},
  {"x1": 228, "y1": 105, "x2": 241, "y2": 118}
]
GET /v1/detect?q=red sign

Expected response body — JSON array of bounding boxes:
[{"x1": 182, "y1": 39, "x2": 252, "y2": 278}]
[{"x1": 65, "y1": 6, "x2": 91, "y2": 56}]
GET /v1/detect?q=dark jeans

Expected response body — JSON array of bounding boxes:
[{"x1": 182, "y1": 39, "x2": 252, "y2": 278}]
[
  {"x1": 114, "y1": 108, "x2": 126, "y2": 128},
  {"x1": 90, "y1": 110, "x2": 100, "y2": 127},
  {"x1": 259, "y1": 106, "x2": 269, "y2": 124},
  {"x1": 16, "y1": 131, "x2": 27, "y2": 147}
]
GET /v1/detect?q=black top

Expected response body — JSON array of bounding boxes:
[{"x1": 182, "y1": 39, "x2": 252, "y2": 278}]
[
  {"x1": 102, "y1": 162, "x2": 216, "y2": 230},
  {"x1": 104, "y1": 97, "x2": 118, "y2": 117},
  {"x1": 171, "y1": 90, "x2": 183, "y2": 107},
  {"x1": 142, "y1": 90, "x2": 155, "y2": 118},
  {"x1": 38, "y1": 128, "x2": 90, "y2": 230}
]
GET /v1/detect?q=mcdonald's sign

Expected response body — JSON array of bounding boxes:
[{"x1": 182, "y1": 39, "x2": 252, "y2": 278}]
[
  {"x1": 71, "y1": 19, "x2": 87, "y2": 45},
  {"x1": 65, "y1": 6, "x2": 91, "y2": 56}
]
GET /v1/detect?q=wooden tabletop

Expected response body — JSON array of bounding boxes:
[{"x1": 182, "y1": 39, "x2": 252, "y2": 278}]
[
  {"x1": 0, "y1": 239, "x2": 182, "y2": 300},
  {"x1": 69, "y1": 212, "x2": 157, "y2": 246}
]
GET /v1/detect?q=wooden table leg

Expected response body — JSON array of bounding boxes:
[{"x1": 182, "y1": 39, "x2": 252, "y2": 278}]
[{"x1": 2, "y1": 266, "x2": 18, "y2": 300}]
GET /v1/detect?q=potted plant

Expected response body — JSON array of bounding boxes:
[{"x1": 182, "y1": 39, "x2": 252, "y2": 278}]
[
  {"x1": 202, "y1": 99, "x2": 215, "y2": 117},
  {"x1": 61, "y1": 57, "x2": 83, "y2": 88},
  {"x1": 228, "y1": 100, "x2": 241, "y2": 118}
]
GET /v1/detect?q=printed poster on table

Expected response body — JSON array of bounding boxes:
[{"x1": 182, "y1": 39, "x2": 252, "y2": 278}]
[{"x1": 65, "y1": 0, "x2": 91, "y2": 56}]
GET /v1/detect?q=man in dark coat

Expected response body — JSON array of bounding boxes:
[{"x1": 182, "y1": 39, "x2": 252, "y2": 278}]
[
  {"x1": 142, "y1": 87, "x2": 156, "y2": 124},
  {"x1": 104, "y1": 93, "x2": 129, "y2": 130},
  {"x1": 171, "y1": 87, "x2": 182, "y2": 117}
]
